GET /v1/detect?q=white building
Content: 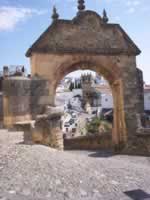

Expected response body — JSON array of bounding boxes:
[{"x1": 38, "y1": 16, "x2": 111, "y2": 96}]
[
  {"x1": 101, "y1": 93, "x2": 113, "y2": 109},
  {"x1": 95, "y1": 84, "x2": 113, "y2": 109},
  {"x1": 62, "y1": 111, "x2": 78, "y2": 138},
  {"x1": 96, "y1": 83, "x2": 150, "y2": 112},
  {"x1": 72, "y1": 88, "x2": 82, "y2": 96}
]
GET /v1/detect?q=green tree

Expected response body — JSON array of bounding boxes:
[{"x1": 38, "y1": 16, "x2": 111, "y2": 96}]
[
  {"x1": 86, "y1": 117, "x2": 101, "y2": 135},
  {"x1": 86, "y1": 118, "x2": 112, "y2": 135}
]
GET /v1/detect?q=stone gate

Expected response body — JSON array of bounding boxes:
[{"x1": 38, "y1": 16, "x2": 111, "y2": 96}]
[{"x1": 2, "y1": 1, "x2": 150, "y2": 154}]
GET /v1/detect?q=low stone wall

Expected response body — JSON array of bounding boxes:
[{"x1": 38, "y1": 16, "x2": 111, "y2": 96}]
[
  {"x1": 64, "y1": 134, "x2": 113, "y2": 150},
  {"x1": 122, "y1": 137, "x2": 150, "y2": 156},
  {"x1": 121, "y1": 117, "x2": 150, "y2": 156},
  {"x1": 121, "y1": 129, "x2": 150, "y2": 156},
  {"x1": 64, "y1": 133, "x2": 150, "y2": 156}
]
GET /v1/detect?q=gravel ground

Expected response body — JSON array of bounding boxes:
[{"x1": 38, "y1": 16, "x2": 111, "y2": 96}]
[{"x1": 0, "y1": 130, "x2": 150, "y2": 200}]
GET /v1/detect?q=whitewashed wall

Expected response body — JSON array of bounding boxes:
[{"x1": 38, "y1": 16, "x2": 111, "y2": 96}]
[{"x1": 101, "y1": 93, "x2": 113, "y2": 109}]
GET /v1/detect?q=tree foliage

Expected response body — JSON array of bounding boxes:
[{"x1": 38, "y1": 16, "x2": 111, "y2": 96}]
[
  {"x1": 86, "y1": 117, "x2": 112, "y2": 135},
  {"x1": 86, "y1": 117, "x2": 101, "y2": 134}
]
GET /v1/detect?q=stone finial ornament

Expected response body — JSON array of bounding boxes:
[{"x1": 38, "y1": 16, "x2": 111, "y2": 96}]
[
  {"x1": 102, "y1": 9, "x2": 109, "y2": 23},
  {"x1": 78, "y1": 0, "x2": 85, "y2": 12},
  {"x1": 52, "y1": 6, "x2": 59, "y2": 21}
]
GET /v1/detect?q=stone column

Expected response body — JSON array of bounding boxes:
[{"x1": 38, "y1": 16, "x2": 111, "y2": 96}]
[
  {"x1": 120, "y1": 58, "x2": 150, "y2": 155},
  {"x1": 121, "y1": 58, "x2": 140, "y2": 138},
  {"x1": 111, "y1": 79, "x2": 127, "y2": 151}
]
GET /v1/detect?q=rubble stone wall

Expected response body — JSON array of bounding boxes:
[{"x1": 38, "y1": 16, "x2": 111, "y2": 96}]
[
  {"x1": 32, "y1": 111, "x2": 64, "y2": 150},
  {"x1": 64, "y1": 134, "x2": 113, "y2": 150},
  {"x1": 2, "y1": 77, "x2": 49, "y2": 127},
  {"x1": 30, "y1": 78, "x2": 50, "y2": 119}
]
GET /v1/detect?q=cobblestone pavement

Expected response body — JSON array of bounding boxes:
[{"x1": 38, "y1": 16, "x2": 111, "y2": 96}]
[{"x1": 0, "y1": 130, "x2": 150, "y2": 200}]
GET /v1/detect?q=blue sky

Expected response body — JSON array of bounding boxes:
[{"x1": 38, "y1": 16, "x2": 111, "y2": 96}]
[{"x1": 0, "y1": 0, "x2": 150, "y2": 82}]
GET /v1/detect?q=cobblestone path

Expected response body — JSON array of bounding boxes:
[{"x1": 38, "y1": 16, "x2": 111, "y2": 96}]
[{"x1": 0, "y1": 130, "x2": 150, "y2": 200}]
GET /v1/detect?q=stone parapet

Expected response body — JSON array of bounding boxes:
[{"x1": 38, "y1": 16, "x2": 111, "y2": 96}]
[{"x1": 64, "y1": 134, "x2": 113, "y2": 150}]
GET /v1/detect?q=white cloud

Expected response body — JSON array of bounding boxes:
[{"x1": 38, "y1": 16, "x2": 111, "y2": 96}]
[
  {"x1": 0, "y1": 6, "x2": 47, "y2": 31},
  {"x1": 126, "y1": 0, "x2": 141, "y2": 6},
  {"x1": 126, "y1": 0, "x2": 141, "y2": 14},
  {"x1": 127, "y1": 7, "x2": 136, "y2": 14}
]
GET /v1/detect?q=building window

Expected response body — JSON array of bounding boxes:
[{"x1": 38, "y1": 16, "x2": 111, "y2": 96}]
[
  {"x1": 66, "y1": 128, "x2": 68, "y2": 132},
  {"x1": 105, "y1": 98, "x2": 108, "y2": 102},
  {"x1": 72, "y1": 128, "x2": 76, "y2": 133}
]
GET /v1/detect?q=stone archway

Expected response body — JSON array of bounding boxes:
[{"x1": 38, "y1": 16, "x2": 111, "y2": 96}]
[
  {"x1": 52, "y1": 56, "x2": 126, "y2": 148},
  {"x1": 28, "y1": 52, "x2": 140, "y2": 149},
  {"x1": 25, "y1": 7, "x2": 149, "y2": 153}
]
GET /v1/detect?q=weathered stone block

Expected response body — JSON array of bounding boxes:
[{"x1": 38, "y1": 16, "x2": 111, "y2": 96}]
[{"x1": 32, "y1": 107, "x2": 64, "y2": 150}]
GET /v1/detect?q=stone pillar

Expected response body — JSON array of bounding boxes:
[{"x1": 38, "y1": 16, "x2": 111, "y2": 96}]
[
  {"x1": 32, "y1": 106, "x2": 64, "y2": 150},
  {"x1": 111, "y1": 79, "x2": 127, "y2": 151},
  {"x1": 121, "y1": 59, "x2": 140, "y2": 139},
  {"x1": 119, "y1": 58, "x2": 150, "y2": 155}
]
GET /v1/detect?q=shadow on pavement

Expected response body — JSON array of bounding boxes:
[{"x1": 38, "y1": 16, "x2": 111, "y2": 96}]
[
  {"x1": 88, "y1": 150, "x2": 114, "y2": 158},
  {"x1": 66, "y1": 150, "x2": 115, "y2": 158},
  {"x1": 124, "y1": 189, "x2": 150, "y2": 200}
]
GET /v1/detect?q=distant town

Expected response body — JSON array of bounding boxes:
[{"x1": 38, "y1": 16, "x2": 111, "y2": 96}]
[{"x1": 55, "y1": 70, "x2": 150, "y2": 139}]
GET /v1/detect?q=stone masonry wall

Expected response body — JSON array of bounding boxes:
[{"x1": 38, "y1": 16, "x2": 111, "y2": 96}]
[
  {"x1": 2, "y1": 77, "x2": 49, "y2": 127},
  {"x1": 136, "y1": 68, "x2": 144, "y2": 114},
  {"x1": 121, "y1": 58, "x2": 141, "y2": 138},
  {"x1": 3, "y1": 77, "x2": 31, "y2": 127},
  {"x1": 64, "y1": 134, "x2": 113, "y2": 150},
  {"x1": 30, "y1": 77, "x2": 50, "y2": 119}
]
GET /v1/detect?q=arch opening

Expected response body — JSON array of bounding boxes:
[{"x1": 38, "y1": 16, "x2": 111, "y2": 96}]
[
  {"x1": 29, "y1": 54, "x2": 128, "y2": 151},
  {"x1": 54, "y1": 63, "x2": 125, "y2": 150}
]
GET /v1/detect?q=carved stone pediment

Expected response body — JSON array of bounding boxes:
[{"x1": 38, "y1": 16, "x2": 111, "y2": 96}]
[{"x1": 26, "y1": 10, "x2": 141, "y2": 57}]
